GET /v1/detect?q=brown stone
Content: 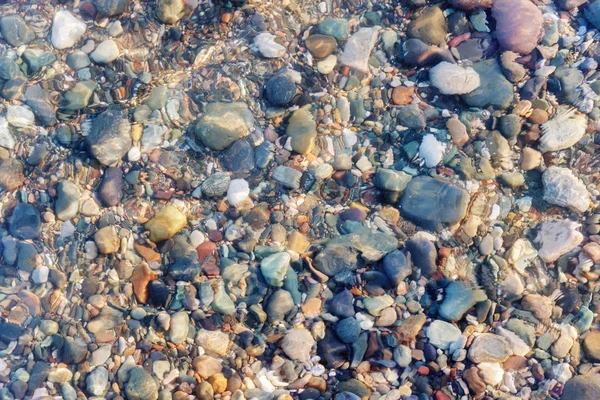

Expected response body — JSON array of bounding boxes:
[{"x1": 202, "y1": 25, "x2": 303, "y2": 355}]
[
  {"x1": 301, "y1": 297, "x2": 322, "y2": 318},
  {"x1": 307, "y1": 377, "x2": 327, "y2": 392},
  {"x1": 0, "y1": 158, "x2": 25, "y2": 192},
  {"x1": 503, "y1": 355, "x2": 528, "y2": 370},
  {"x1": 583, "y1": 242, "x2": 600, "y2": 263},
  {"x1": 396, "y1": 313, "x2": 426, "y2": 343},
  {"x1": 463, "y1": 367, "x2": 486, "y2": 396},
  {"x1": 521, "y1": 147, "x2": 542, "y2": 171},
  {"x1": 197, "y1": 241, "x2": 216, "y2": 263},
  {"x1": 391, "y1": 86, "x2": 414, "y2": 105},
  {"x1": 528, "y1": 109, "x2": 549, "y2": 124},
  {"x1": 583, "y1": 330, "x2": 600, "y2": 361},
  {"x1": 192, "y1": 355, "x2": 223, "y2": 379},
  {"x1": 130, "y1": 263, "x2": 158, "y2": 304},
  {"x1": 305, "y1": 34, "x2": 337, "y2": 59},
  {"x1": 134, "y1": 243, "x2": 162, "y2": 263},
  {"x1": 287, "y1": 231, "x2": 310, "y2": 254},
  {"x1": 208, "y1": 373, "x2": 228, "y2": 394},
  {"x1": 446, "y1": 118, "x2": 469, "y2": 146},
  {"x1": 521, "y1": 294, "x2": 553, "y2": 320}
]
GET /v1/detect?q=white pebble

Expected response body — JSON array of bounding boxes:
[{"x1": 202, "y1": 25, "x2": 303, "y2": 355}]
[{"x1": 227, "y1": 179, "x2": 250, "y2": 207}]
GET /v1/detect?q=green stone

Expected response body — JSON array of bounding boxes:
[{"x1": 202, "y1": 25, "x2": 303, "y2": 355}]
[{"x1": 61, "y1": 80, "x2": 97, "y2": 111}]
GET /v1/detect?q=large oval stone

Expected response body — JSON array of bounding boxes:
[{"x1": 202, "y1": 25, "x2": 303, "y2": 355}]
[{"x1": 399, "y1": 176, "x2": 469, "y2": 232}]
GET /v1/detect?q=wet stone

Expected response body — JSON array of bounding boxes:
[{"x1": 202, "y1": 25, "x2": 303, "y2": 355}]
[
  {"x1": 317, "y1": 18, "x2": 349, "y2": 41},
  {"x1": 98, "y1": 167, "x2": 124, "y2": 207},
  {"x1": 10, "y1": 203, "x2": 40, "y2": 240},
  {"x1": 221, "y1": 139, "x2": 255, "y2": 173},
  {"x1": 265, "y1": 74, "x2": 296, "y2": 106},
  {"x1": 399, "y1": 176, "x2": 470, "y2": 232},
  {"x1": 305, "y1": 34, "x2": 337, "y2": 59},
  {"x1": 86, "y1": 106, "x2": 132, "y2": 166},
  {"x1": 96, "y1": 0, "x2": 130, "y2": 17},
  {"x1": 407, "y1": 6, "x2": 447, "y2": 45},
  {"x1": 194, "y1": 102, "x2": 254, "y2": 151},
  {"x1": 0, "y1": 15, "x2": 35, "y2": 47},
  {"x1": 125, "y1": 367, "x2": 159, "y2": 400},
  {"x1": 462, "y1": 59, "x2": 514, "y2": 109}
]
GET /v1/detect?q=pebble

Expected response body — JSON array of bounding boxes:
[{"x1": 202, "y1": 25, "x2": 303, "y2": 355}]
[
  {"x1": 91, "y1": 39, "x2": 121, "y2": 63},
  {"x1": 227, "y1": 178, "x2": 250, "y2": 207},
  {"x1": 468, "y1": 333, "x2": 513, "y2": 363},
  {"x1": 194, "y1": 102, "x2": 254, "y2": 150},
  {"x1": 543, "y1": 166, "x2": 590, "y2": 214},
  {"x1": 429, "y1": 62, "x2": 480, "y2": 95},
  {"x1": 254, "y1": 32, "x2": 286, "y2": 58},
  {"x1": 305, "y1": 34, "x2": 338, "y2": 59},
  {"x1": 399, "y1": 176, "x2": 470, "y2": 232},
  {"x1": 55, "y1": 180, "x2": 82, "y2": 221},
  {"x1": 266, "y1": 74, "x2": 296, "y2": 106},
  {"x1": 145, "y1": 204, "x2": 187, "y2": 242},
  {"x1": 51, "y1": 11, "x2": 86, "y2": 49},
  {"x1": 340, "y1": 27, "x2": 379, "y2": 73},
  {"x1": 281, "y1": 328, "x2": 315, "y2": 362},
  {"x1": 260, "y1": 252, "x2": 290, "y2": 287},
  {"x1": 10, "y1": 203, "x2": 40, "y2": 240},
  {"x1": 86, "y1": 105, "x2": 132, "y2": 165},
  {"x1": 426, "y1": 320, "x2": 461, "y2": 350},
  {"x1": 535, "y1": 219, "x2": 583, "y2": 263}
]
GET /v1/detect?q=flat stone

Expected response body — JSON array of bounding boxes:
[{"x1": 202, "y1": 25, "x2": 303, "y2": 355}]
[
  {"x1": 196, "y1": 329, "x2": 230, "y2": 356},
  {"x1": 125, "y1": 367, "x2": 158, "y2": 400},
  {"x1": 340, "y1": 27, "x2": 379, "y2": 73},
  {"x1": 86, "y1": 367, "x2": 108, "y2": 396},
  {"x1": 492, "y1": 0, "x2": 543, "y2": 54},
  {"x1": 94, "y1": 226, "x2": 120, "y2": 254},
  {"x1": 539, "y1": 108, "x2": 587, "y2": 152},
  {"x1": 98, "y1": 167, "x2": 124, "y2": 207},
  {"x1": 96, "y1": 0, "x2": 130, "y2": 17},
  {"x1": 253, "y1": 32, "x2": 286, "y2": 58},
  {"x1": 281, "y1": 328, "x2": 315, "y2": 362},
  {"x1": 426, "y1": 320, "x2": 461, "y2": 350},
  {"x1": 543, "y1": 167, "x2": 590, "y2": 213},
  {"x1": 169, "y1": 311, "x2": 189, "y2": 344},
  {"x1": 562, "y1": 374, "x2": 600, "y2": 399},
  {"x1": 462, "y1": 59, "x2": 514, "y2": 109},
  {"x1": 273, "y1": 166, "x2": 302, "y2": 189},
  {"x1": 382, "y1": 250, "x2": 412, "y2": 285},
  {"x1": 61, "y1": 80, "x2": 97, "y2": 111},
  {"x1": 326, "y1": 227, "x2": 398, "y2": 262},
  {"x1": 156, "y1": 0, "x2": 196, "y2": 24},
  {"x1": 91, "y1": 39, "x2": 121, "y2": 64},
  {"x1": 468, "y1": 334, "x2": 513, "y2": 363},
  {"x1": 194, "y1": 102, "x2": 254, "y2": 150},
  {"x1": 86, "y1": 105, "x2": 132, "y2": 166},
  {"x1": 10, "y1": 203, "x2": 40, "y2": 240},
  {"x1": 0, "y1": 15, "x2": 35, "y2": 47},
  {"x1": 318, "y1": 18, "x2": 349, "y2": 41},
  {"x1": 399, "y1": 176, "x2": 470, "y2": 232},
  {"x1": 438, "y1": 281, "x2": 486, "y2": 321},
  {"x1": 535, "y1": 219, "x2": 583, "y2": 263},
  {"x1": 55, "y1": 180, "x2": 81, "y2": 221},
  {"x1": 429, "y1": 61, "x2": 480, "y2": 95}
]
